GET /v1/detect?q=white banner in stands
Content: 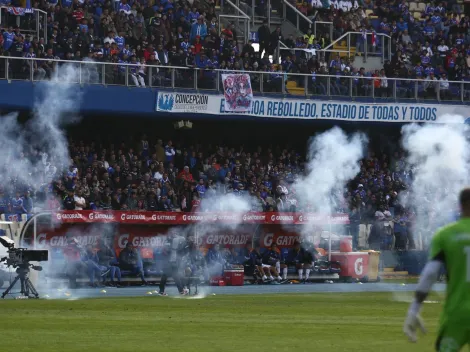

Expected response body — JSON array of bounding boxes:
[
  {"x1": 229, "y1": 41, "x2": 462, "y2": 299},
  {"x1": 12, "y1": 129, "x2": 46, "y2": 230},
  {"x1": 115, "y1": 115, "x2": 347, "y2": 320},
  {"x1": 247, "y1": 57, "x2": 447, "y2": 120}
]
[{"x1": 156, "y1": 91, "x2": 470, "y2": 123}]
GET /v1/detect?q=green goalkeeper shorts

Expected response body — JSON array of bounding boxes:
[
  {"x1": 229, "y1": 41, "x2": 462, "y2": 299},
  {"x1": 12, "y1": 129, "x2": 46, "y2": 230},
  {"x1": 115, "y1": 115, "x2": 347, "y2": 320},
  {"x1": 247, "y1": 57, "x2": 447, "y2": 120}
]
[{"x1": 436, "y1": 324, "x2": 470, "y2": 352}]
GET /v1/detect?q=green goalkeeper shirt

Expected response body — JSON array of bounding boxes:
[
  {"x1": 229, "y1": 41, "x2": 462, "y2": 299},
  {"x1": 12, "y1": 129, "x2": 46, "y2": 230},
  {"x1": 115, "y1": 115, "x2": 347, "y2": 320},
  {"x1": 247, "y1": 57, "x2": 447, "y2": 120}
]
[{"x1": 430, "y1": 218, "x2": 470, "y2": 327}]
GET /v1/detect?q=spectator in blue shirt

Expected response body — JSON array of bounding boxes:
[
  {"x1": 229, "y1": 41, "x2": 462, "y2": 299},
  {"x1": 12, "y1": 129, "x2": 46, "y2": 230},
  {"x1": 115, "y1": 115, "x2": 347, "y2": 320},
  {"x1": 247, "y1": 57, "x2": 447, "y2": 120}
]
[
  {"x1": 11, "y1": 192, "x2": 26, "y2": 214},
  {"x1": 397, "y1": 18, "x2": 408, "y2": 33},
  {"x1": 114, "y1": 32, "x2": 125, "y2": 50},
  {"x1": 23, "y1": 191, "x2": 33, "y2": 213},
  {"x1": 190, "y1": 16, "x2": 207, "y2": 43},
  {"x1": 165, "y1": 141, "x2": 175, "y2": 163},
  {"x1": 195, "y1": 179, "x2": 206, "y2": 198},
  {"x1": 0, "y1": 191, "x2": 9, "y2": 214},
  {"x1": 3, "y1": 27, "x2": 15, "y2": 51},
  {"x1": 423, "y1": 21, "x2": 435, "y2": 38}
]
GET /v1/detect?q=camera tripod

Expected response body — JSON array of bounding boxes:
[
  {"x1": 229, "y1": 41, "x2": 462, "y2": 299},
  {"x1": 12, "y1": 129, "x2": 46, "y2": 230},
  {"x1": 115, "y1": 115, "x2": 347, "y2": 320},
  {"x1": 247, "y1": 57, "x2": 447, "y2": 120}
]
[{"x1": 1, "y1": 264, "x2": 39, "y2": 299}]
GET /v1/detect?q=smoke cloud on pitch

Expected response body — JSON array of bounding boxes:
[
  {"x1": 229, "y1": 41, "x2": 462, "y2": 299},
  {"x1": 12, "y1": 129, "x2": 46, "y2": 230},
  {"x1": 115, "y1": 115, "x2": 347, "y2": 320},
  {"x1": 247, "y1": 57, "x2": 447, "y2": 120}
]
[
  {"x1": 400, "y1": 117, "x2": 470, "y2": 246},
  {"x1": 293, "y1": 127, "x2": 367, "y2": 237}
]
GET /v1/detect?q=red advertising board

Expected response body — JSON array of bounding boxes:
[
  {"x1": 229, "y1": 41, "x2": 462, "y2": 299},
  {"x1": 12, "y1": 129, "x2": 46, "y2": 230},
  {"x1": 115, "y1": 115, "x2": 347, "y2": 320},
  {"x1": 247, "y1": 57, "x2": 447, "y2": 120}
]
[
  {"x1": 330, "y1": 252, "x2": 369, "y2": 279},
  {"x1": 259, "y1": 224, "x2": 327, "y2": 248},
  {"x1": 53, "y1": 211, "x2": 349, "y2": 225},
  {"x1": 34, "y1": 211, "x2": 349, "y2": 263},
  {"x1": 35, "y1": 223, "x2": 255, "y2": 257}
]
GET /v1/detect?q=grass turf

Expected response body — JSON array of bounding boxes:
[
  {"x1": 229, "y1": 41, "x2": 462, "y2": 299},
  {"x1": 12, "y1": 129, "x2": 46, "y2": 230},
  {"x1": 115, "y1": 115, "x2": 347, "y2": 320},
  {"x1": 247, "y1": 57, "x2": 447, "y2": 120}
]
[{"x1": 2, "y1": 292, "x2": 442, "y2": 352}]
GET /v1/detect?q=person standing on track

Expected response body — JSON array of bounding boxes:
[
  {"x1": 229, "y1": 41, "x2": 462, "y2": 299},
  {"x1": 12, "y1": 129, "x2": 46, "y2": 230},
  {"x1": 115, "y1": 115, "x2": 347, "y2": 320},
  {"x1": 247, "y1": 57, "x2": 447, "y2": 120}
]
[
  {"x1": 158, "y1": 232, "x2": 189, "y2": 296},
  {"x1": 404, "y1": 188, "x2": 470, "y2": 351}
]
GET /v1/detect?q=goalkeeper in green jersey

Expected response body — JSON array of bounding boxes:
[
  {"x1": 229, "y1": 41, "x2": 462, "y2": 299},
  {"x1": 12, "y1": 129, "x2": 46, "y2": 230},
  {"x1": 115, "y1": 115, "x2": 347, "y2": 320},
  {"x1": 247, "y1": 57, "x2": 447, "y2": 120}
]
[{"x1": 404, "y1": 188, "x2": 470, "y2": 351}]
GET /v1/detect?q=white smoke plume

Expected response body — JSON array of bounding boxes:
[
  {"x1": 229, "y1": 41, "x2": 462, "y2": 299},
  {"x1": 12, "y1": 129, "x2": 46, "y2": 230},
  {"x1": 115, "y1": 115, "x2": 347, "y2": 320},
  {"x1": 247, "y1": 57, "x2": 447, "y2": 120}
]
[
  {"x1": 400, "y1": 117, "x2": 470, "y2": 247},
  {"x1": 0, "y1": 64, "x2": 81, "y2": 203},
  {"x1": 179, "y1": 193, "x2": 253, "y2": 298},
  {"x1": 0, "y1": 65, "x2": 82, "y2": 297},
  {"x1": 293, "y1": 127, "x2": 367, "y2": 238}
]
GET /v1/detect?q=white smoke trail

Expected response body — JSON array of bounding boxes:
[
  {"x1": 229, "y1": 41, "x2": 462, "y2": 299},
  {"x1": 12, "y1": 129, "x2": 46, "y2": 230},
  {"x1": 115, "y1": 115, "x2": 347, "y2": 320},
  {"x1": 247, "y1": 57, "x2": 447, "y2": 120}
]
[
  {"x1": 0, "y1": 64, "x2": 81, "y2": 202},
  {"x1": 401, "y1": 116, "x2": 469, "y2": 247},
  {"x1": 0, "y1": 64, "x2": 82, "y2": 298},
  {"x1": 293, "y1": 127, "x2": 367, "y2": 238},
  {"x1": 183, "y1": 193, "x2": 253, "y2": 298}
]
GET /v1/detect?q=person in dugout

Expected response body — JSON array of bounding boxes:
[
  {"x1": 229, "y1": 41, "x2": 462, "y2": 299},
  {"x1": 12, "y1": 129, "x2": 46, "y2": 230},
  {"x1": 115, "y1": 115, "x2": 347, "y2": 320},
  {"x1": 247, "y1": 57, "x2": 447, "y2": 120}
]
[
  {"x1": 97, "y1": 238, "x2": 122, "y2": 287},
  {"x1": 205, "y1": 244, "x2": 226, "y2": 277},
  {"x1": 262, "y1": 243, "x2": 284, "y2": 283},
  {"x1": 225, "y1": 247, "x2": 244, "y2": 266},
  {"x1": 245, "y1": 244, "x2": 267, "y2": 282},
  {"x1": 63, "y1": 238, "x2": 87, "y2": 288},
  {"x1": 118, "y1": 242, "x2": 147, "y2": 286},
  {"x1": 284, "y1": 240, "x2": 313, "y2": 283},
  {"x1": 84, "y1": 244, "x2": 110, "y2": 287}
]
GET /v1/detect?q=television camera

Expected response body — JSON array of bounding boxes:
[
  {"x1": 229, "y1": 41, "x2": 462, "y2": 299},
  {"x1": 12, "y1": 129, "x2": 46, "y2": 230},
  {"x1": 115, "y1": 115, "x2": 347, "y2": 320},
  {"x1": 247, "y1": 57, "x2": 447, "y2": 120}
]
[{"x1": 0, "y1": 236, "x2": 48, "y2": 299}]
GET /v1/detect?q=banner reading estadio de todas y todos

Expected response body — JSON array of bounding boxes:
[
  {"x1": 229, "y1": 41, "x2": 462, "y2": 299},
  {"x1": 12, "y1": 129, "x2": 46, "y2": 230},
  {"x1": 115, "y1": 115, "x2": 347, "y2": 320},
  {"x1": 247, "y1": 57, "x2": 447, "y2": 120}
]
[{"x1": 155, "y1": 90, "x2": 469, "y2": 123}]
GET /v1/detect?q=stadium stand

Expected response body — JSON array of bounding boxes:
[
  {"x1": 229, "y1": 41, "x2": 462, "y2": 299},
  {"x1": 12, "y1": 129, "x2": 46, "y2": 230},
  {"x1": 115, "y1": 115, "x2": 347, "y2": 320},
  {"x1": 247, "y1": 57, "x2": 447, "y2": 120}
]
[
  {"x1": 0, "y1": 0, "x2": 467, "y2": 284},
  {"x1": 0, "y1": 132, "x2": 414, "y2": 251}
]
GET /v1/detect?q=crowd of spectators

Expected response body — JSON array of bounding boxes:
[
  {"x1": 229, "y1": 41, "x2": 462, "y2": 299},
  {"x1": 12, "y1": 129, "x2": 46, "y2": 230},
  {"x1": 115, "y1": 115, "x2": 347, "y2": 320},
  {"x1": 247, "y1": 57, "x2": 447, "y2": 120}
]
[
  {"x1": 0, "y1": 134, "x2": 420, "y2": 250},
  {"x1": 0, "y1": 0, "x2": 248, "y2": 87},
  {"x1": 274, "y1": 0, "x2": 470, "y2": 98},
  {"x1": 0, "y1": 0, "x2": 468, "y2": 97}
]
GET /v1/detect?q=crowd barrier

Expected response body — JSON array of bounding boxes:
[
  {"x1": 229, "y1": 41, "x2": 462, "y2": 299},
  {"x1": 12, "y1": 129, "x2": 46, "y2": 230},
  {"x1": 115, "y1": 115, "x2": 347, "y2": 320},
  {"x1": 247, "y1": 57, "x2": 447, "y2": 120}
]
[{"x1": 1, "y1": 56, "x2": 469, "y2": 103}]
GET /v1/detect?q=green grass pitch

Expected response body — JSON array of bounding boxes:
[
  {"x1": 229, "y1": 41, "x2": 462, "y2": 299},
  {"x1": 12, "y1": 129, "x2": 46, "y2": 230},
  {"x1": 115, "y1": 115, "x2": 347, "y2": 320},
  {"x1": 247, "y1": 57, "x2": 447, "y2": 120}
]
[{"x1": 2, "y1": 292, "x2": 442, "y2": 352}]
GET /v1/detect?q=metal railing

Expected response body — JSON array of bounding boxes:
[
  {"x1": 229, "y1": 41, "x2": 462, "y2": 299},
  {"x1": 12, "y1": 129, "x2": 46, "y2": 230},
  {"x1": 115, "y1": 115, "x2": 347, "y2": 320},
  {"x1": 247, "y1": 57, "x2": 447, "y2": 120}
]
[
  {"x1": 314, "y1": 21, "x2": 333, "y2": 41},
  {"x1": 282, "y1": 0, "x2": 313, "y2": 32},
  {"x1": 324, "y1": 31, "x2": 392, "y2": 63},
  {"x1": 0, "y1": 7, "x2": 47, "y2": 40},
  {"x1": 219, "y1": 0, "x2": 251, "y2": 43},
  {"x1": 0, "y1": 55, "x2": 469, "y2": 103}
]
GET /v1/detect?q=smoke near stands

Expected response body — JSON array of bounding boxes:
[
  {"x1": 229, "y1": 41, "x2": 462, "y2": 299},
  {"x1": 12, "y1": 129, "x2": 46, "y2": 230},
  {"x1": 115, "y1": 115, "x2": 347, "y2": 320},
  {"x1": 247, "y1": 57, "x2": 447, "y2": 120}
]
[
  {"x1": 0, "y1": 64, "x2": 80, "y2": 207},
  {"x1": 181, "y1": 193, "x2": 253, "y2": 298},
  {"x1": 400, "y1": 117, "x2": 470, "y2": 246},
  {"x1": 0, "y1": 65, "x2": 82, "y2": 299},
  {"x1": 293, "y1": 127, "x2": 367, "y2": 238}
]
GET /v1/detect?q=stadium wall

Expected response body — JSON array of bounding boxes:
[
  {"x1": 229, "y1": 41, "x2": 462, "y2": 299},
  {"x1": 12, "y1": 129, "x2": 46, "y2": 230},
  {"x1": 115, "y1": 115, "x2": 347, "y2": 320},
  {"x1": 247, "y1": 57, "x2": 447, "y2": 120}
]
[{"x1": 1, "y1": 80, "x2": 469, "y2": 122}]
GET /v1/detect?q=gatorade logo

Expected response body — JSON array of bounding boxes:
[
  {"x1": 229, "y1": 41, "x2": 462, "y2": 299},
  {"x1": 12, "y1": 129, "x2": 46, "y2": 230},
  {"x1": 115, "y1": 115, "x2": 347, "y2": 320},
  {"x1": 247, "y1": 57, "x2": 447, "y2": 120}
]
[{"x1": 354, "y1": 257, "x2": 363, "y2": 276}]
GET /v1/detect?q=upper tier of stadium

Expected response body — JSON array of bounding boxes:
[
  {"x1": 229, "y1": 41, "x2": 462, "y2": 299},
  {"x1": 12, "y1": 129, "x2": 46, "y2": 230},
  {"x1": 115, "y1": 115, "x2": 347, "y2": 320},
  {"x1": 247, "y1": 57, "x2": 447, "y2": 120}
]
[{"x1": 0, "y1": 0, "x2": 468, "y2": 102}]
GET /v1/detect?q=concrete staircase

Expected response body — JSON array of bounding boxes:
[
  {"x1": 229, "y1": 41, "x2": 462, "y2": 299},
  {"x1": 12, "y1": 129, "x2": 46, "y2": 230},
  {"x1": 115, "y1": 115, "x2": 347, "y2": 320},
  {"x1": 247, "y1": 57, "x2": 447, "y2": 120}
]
[
  {"x1": 332, "y1": 40, "x2": 356, "y2": 59},
  {"x1": 286, "y1": 80, "x2": 305, "y2": 96}
]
